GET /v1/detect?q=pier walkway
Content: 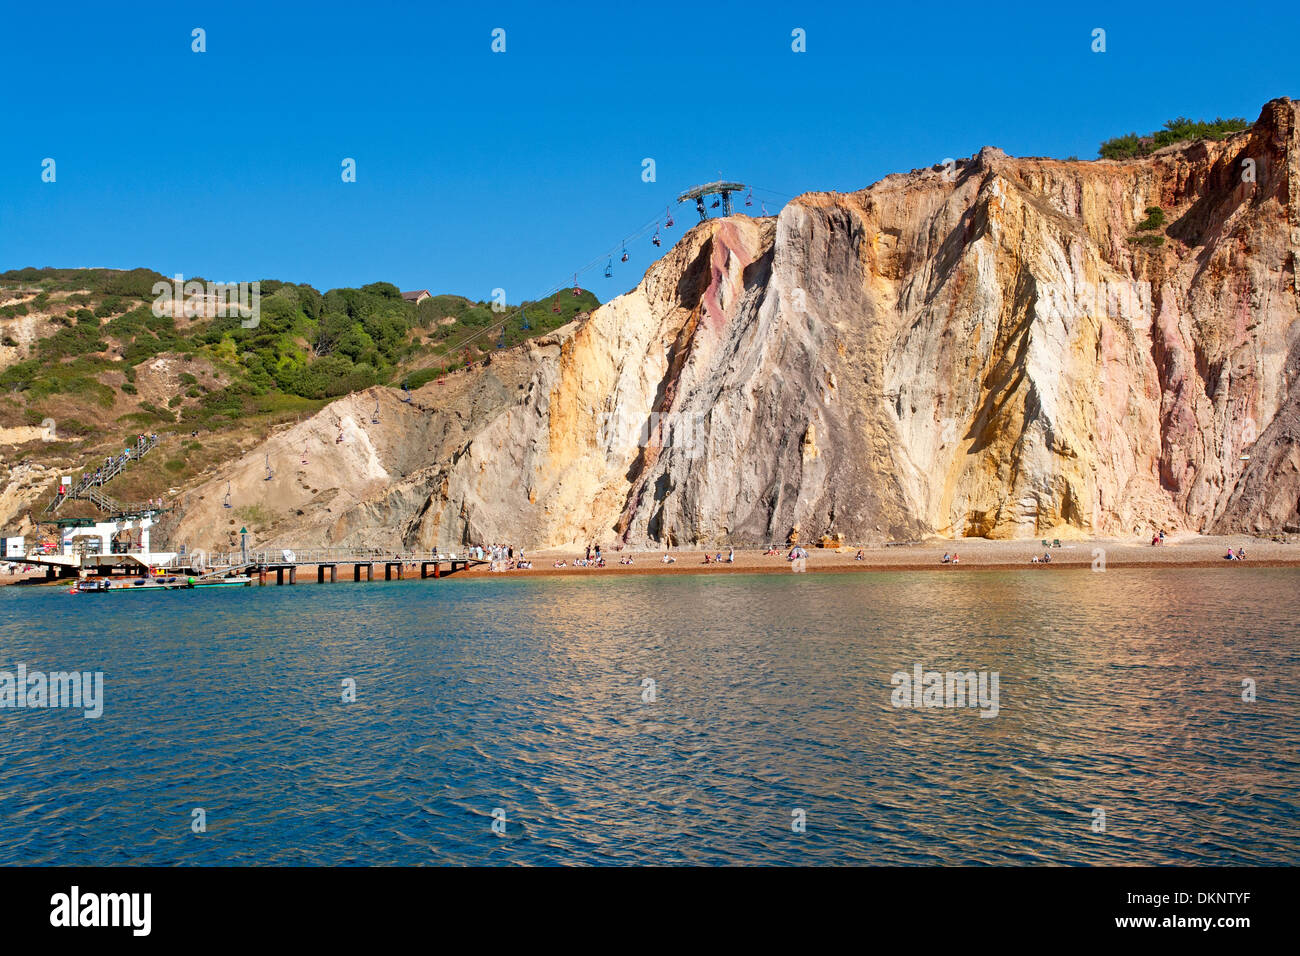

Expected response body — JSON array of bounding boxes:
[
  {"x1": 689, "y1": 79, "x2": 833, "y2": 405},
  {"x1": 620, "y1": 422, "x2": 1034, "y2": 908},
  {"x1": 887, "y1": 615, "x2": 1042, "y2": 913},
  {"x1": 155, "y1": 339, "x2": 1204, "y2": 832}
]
[
  {"x1": 171, "y1": 547, "x2": 487, "y2": 584},
  {"x1": 9, "y1": 545, "x2": 487, "y2": 584}
]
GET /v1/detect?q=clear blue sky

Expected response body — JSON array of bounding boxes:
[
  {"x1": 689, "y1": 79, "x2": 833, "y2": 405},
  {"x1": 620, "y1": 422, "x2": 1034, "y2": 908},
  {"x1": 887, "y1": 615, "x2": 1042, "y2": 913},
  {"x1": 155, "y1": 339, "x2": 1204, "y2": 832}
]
[{"x1": 1, "y1": 0, "x2": 1295, "y2": 302}]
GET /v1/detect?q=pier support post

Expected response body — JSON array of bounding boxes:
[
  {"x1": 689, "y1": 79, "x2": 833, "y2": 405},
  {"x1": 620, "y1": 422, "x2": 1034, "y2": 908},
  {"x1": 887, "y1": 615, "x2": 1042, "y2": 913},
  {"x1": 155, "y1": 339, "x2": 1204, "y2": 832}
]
[
  {"x1": 288, "y1": 567, "x2": 297, "y2": 585},
  {"x1": 275, "y1": 567, "x2": 284, "y2": 586}
]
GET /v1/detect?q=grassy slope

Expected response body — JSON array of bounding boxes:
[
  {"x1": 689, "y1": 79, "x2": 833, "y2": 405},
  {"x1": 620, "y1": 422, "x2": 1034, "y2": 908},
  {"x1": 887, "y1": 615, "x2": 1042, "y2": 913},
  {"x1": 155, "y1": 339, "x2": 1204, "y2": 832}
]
[{"x1": 0, "y1": 267, "x2": 600, "y2": 516}]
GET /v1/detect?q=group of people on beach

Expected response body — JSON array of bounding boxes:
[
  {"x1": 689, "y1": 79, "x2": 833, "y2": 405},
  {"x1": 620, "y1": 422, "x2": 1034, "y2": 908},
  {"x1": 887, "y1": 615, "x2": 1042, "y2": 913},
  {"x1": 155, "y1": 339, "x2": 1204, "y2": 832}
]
[
  {"x1": 555, "y1": 543, "x2": 610, "y2": 569},
  {"x1": 474, "y1": 535, "x2": 1264, "y2": 574},
  {"x1": 484, "y1": 543, "x2": 529, "y2": 572}
]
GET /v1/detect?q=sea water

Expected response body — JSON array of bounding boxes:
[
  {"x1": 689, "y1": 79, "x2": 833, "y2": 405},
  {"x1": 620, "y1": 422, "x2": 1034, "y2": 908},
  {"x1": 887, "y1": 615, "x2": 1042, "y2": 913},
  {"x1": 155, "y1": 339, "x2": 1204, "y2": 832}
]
[{"x1": 0, "y1": 568, "x2": 1296, "y2": 865}]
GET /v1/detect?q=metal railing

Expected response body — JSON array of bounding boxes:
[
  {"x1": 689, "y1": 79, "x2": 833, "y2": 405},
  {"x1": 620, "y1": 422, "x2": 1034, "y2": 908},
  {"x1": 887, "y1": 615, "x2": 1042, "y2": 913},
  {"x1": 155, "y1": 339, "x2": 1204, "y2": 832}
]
[{"x1": 163, "y1": 547, "x2": 479, "y2": 570}]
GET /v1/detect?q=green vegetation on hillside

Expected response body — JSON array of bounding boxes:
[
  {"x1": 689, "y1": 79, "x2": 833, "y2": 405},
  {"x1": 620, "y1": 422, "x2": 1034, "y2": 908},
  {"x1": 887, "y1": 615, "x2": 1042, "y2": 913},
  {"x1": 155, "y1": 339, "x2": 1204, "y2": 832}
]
[
  {"x1": 0, "y1": 266, "x2": 601, "y2": 443},
  {"x1": 1127, "y1": 205, "x2": 1168, "y2": 248},
  {"x1": 1099, "y1": 116, "x2": 1249, "y2": 159},
  {"x1": 1135, "y1": 206, "x2": 1165, "y2": 231}
]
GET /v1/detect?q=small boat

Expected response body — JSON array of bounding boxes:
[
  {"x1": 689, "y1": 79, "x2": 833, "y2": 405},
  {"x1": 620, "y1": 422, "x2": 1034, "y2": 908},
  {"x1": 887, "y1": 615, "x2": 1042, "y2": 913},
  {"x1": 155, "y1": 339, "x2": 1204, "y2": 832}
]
[
  {"x1": 195, "y1": 575, "x2": 253, "y2": 588},
  {"x1": 72, "y1": 575, "x2": 192, "y2": 592},
  {"x1": 71, "y1": 578, "x2": 113, "y2": 593}
]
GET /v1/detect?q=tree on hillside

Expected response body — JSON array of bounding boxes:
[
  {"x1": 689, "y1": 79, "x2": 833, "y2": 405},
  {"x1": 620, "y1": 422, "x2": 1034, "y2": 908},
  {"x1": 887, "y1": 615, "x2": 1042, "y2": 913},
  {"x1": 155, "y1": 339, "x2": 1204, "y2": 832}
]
[{"x1": 1099, "y1": 116, "x2": 1249, "y2": 159}]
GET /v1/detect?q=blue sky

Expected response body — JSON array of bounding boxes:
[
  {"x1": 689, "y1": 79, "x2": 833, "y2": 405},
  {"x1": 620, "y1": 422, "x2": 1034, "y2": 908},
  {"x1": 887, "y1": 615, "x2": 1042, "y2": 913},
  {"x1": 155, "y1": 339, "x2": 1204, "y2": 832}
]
[{"x1": 1, "y1": 0, "x2": 1295, "y2": 302}]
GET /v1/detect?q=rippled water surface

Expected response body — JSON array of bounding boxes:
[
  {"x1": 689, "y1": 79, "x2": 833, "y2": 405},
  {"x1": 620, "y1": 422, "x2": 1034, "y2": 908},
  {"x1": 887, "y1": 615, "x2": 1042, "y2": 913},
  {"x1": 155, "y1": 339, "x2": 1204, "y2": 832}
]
[{"x1": 1, "y1": 569, "x2": 1297, "y2": 865}]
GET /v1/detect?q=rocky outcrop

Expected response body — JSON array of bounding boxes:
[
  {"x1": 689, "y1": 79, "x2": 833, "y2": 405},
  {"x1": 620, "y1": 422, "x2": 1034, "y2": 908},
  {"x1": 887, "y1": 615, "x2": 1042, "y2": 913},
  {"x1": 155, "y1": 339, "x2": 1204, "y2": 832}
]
[{"x1": 167, "y1": 98, "x2": 1300, "y2": 551}]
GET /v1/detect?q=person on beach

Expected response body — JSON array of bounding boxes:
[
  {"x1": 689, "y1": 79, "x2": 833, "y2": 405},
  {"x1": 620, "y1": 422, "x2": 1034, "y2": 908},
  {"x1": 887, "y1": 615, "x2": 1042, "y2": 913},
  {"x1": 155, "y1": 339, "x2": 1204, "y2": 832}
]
[
  {"x1": 855, "y1": 549, "x2": 864, "y2": 561},
  {"x1": 727, "y1": 548, "x2": 734, "y2": 563},
  {"x1": 951, "y1": 553, "x2": 960, "y2": 564},
  {"x1": 662, "y1": 553, "x2": 676, "y2": 564},
  {"x1": 585, "y1": 545, "x2": 591, "y2": 562},
  {"x1": 942, "y1": 553, "x2": 951, "y2": 564},
  {"x1": 703, "y1": 553, "x2": 712, "y2": 564}
]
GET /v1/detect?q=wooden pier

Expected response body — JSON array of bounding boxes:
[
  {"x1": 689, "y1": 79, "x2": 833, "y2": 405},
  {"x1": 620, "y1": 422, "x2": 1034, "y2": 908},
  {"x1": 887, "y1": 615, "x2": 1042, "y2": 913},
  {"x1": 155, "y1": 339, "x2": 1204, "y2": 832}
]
[
  {"x1": 11, "y1": 546, "x2": 487, "y2": 585},
  {"x1": 189, "y1": 548, "x2": 485, "y2": 586}
]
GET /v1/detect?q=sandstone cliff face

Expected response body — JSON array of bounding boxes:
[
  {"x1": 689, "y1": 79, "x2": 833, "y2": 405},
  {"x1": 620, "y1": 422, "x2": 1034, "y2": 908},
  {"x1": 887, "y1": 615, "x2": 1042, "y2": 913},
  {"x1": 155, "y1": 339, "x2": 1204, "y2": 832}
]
[{"x1": 169, "y1": 98, "x2": 1300, "y2": 551}]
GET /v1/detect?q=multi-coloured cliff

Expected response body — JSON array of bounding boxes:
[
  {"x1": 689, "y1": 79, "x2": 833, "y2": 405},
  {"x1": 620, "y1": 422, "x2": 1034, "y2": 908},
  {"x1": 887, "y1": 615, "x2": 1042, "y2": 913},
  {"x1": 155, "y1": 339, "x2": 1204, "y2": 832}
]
[{"x1": 167, "y1": 98, "x2": 1300, "y2": 551}]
